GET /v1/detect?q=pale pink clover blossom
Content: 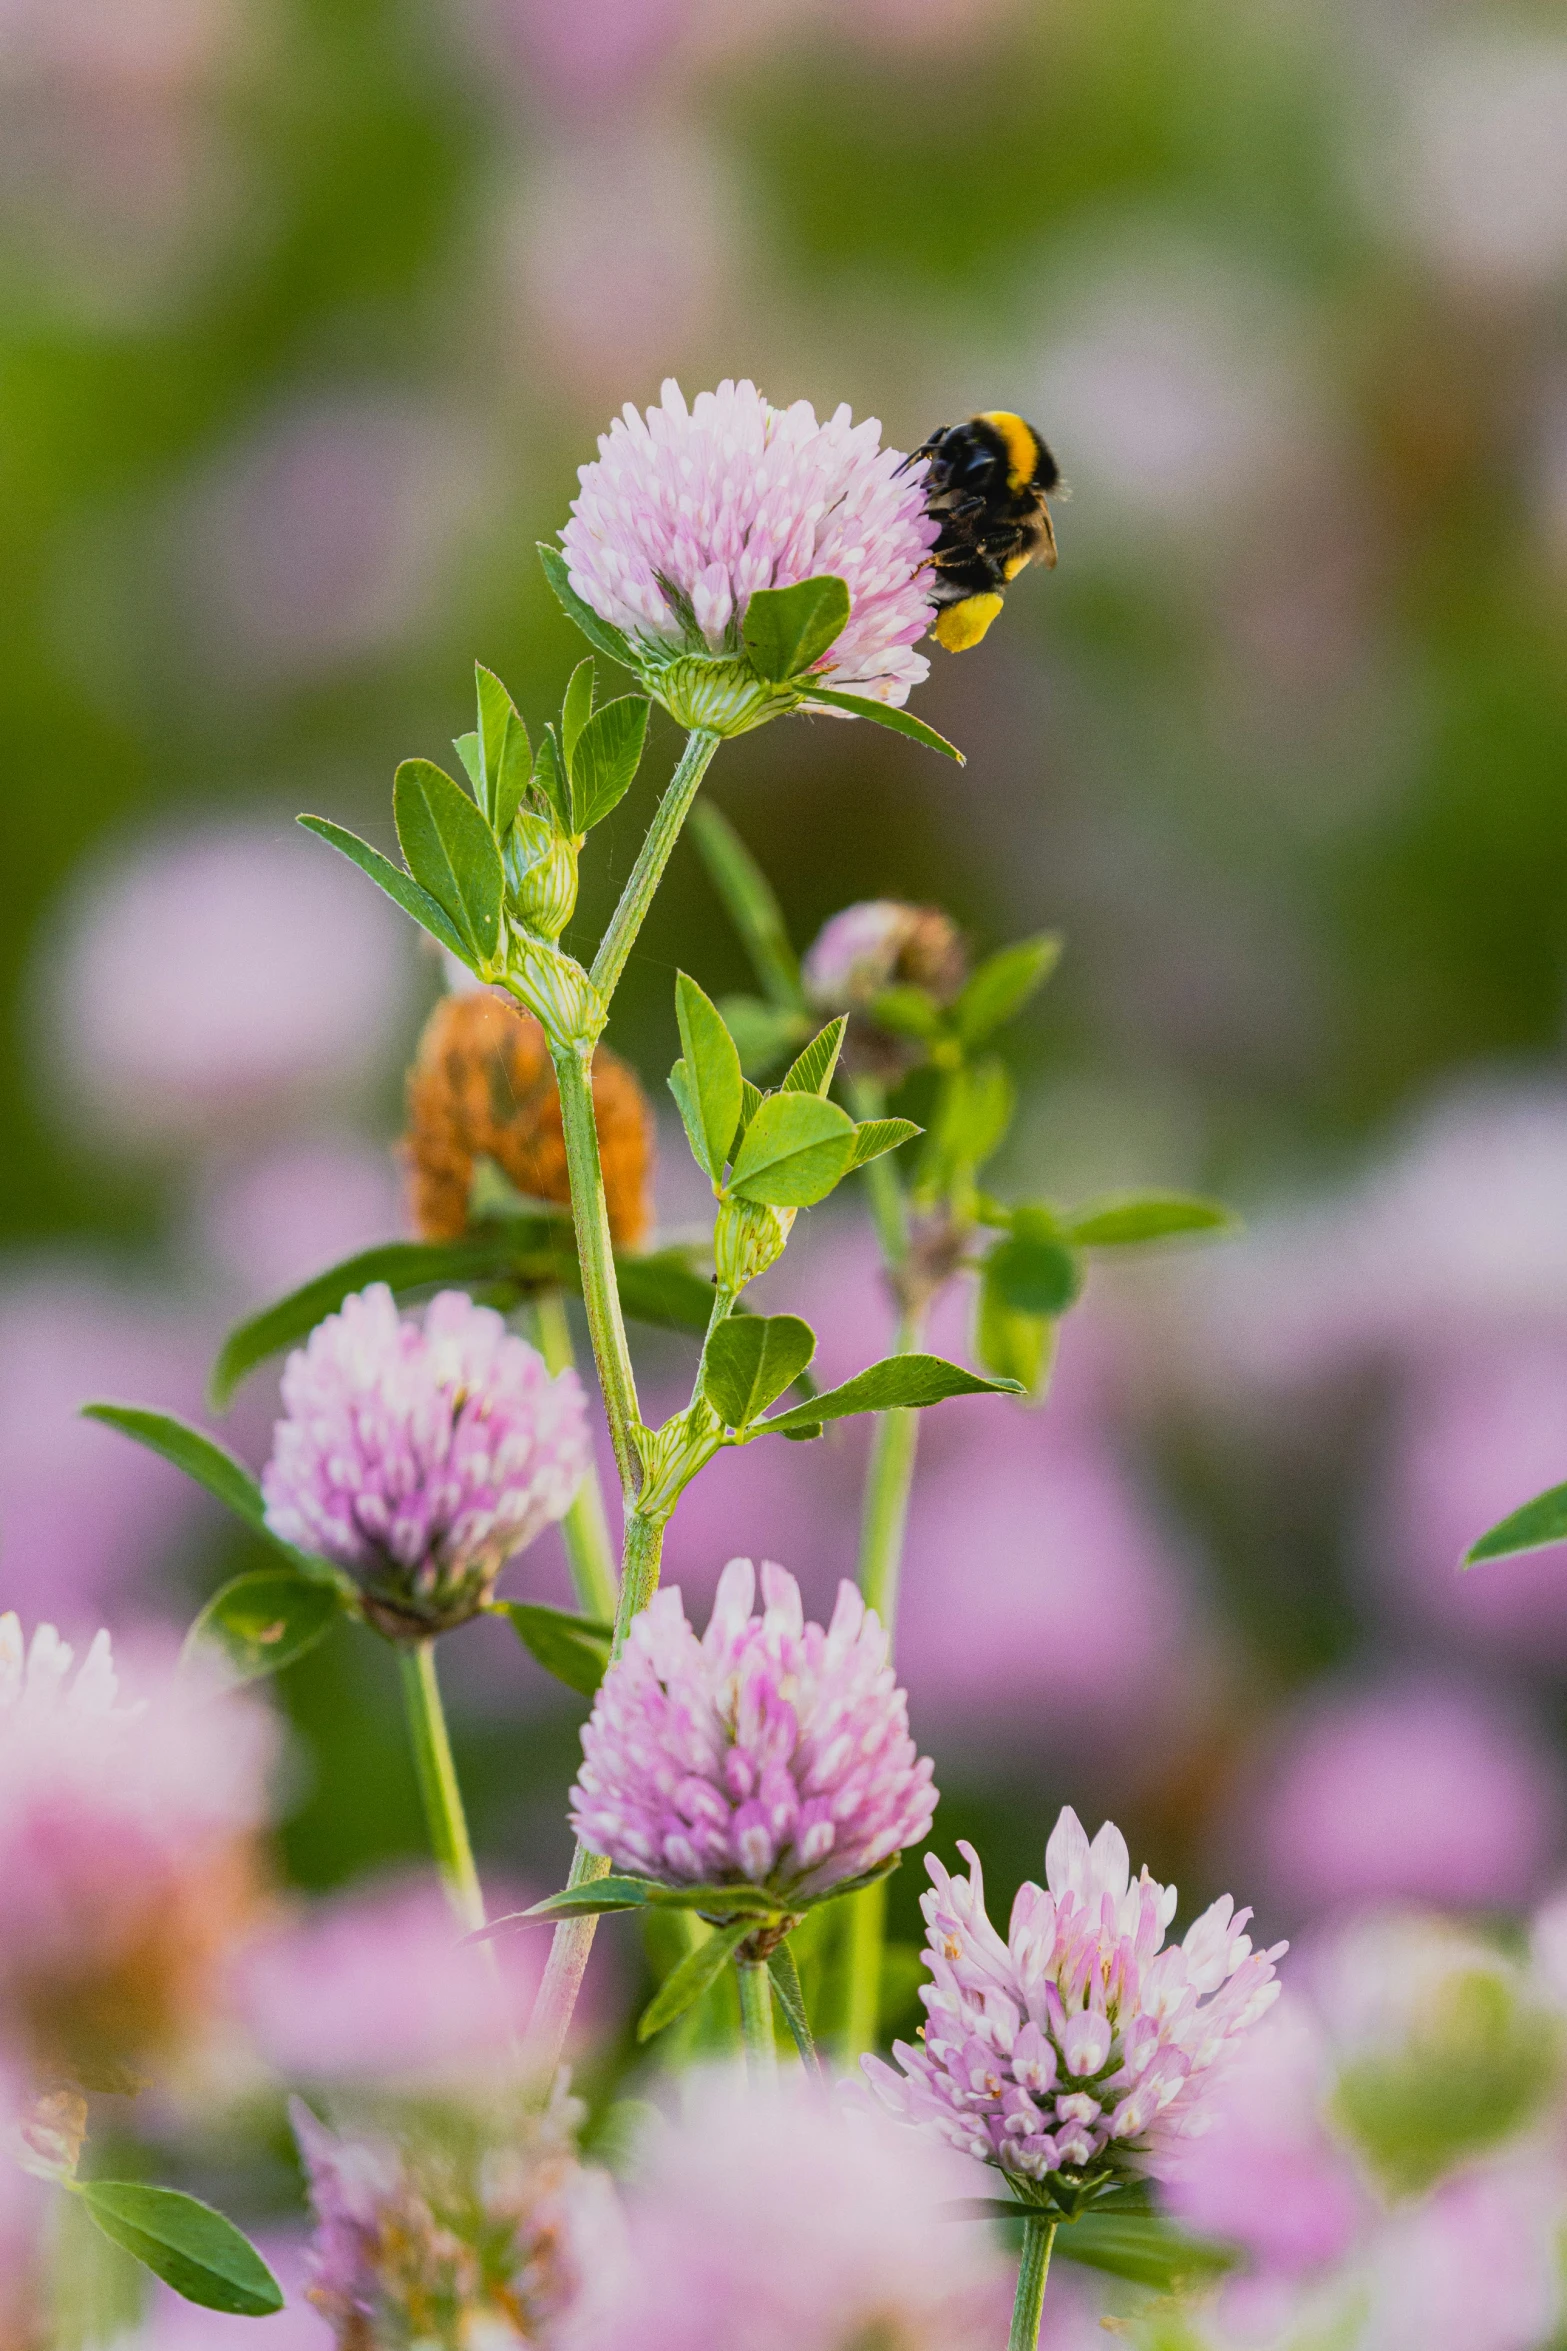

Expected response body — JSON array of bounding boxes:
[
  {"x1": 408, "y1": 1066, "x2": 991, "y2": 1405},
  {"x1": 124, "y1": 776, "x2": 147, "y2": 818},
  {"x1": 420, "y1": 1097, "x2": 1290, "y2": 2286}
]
[
  {"x1": 560, "y1": 378, "x2": 940, "y2": 721},
  {"x1": 865, "y1": 1809, "x2": 1285, "y2": 2192},
  {"x1": 262, "y1": 1285, "x2": 588, "y2": 1631},
  {"x1": 569, "y1": 1557, "x2": 937, "y2": 1902}
]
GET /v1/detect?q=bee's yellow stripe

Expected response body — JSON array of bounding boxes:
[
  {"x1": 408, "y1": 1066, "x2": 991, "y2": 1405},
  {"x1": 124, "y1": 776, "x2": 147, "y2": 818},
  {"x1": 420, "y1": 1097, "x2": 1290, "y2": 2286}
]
[{"x1": 976, "y1": 410, "x2": 1039, "y2": 492}]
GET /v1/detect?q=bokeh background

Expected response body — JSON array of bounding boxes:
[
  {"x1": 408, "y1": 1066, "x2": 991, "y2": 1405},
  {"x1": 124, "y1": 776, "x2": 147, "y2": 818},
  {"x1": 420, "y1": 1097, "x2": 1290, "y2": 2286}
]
[{"x1": 5, "y1": 0, "x2": 1567, "y2": 2324}]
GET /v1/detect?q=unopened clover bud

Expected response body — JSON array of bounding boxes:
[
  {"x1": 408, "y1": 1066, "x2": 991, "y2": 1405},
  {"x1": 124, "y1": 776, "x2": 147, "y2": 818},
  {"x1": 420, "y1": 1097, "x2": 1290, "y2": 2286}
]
[
  {"x1": 802, "y1": 900, "x2": 967, "y2": 1081},
  {"x1": 713, "y1": 1195, "x2": 795, "y2": 1293},
  {"x1": 404, "y1": 990, "x2": 654, "y2": 1251},
  {"x1": 504, "y1": 809, "x2": 579, "y2": 942}
]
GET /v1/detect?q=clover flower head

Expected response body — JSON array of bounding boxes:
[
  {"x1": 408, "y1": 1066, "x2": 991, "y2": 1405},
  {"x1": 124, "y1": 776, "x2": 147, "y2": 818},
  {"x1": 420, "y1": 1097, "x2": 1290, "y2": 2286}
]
[
  {"x1": 864, "y1": 1809, "x2": 1285, "y2": 2201},
  {"x1": 569, "y1": 1558, "x2": 937, "y2": 1904},
  {"x1": 560, "y1": 379, "x2": 940, "y2": 734},
  {"x1": 802, "y1": 899, "x2": 967, "y2": 1079},
  {"x1": 0, "y1": 1616, "x2": 274, "y2": 2090},
  {"x1": 262, "y1": 1284, "x2": 588, "y2": 1636},
  {"x1": 591, "y1": 2074, "x2": 1008, "y2": 2351}
]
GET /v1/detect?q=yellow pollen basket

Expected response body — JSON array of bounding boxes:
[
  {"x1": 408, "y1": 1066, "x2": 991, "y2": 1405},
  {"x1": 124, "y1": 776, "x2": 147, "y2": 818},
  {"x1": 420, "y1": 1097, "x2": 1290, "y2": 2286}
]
[
  {"x1": 976, "y1": 409, "x2": 1039, "y2": 491},
  {"x1": 934, "y1": 592, "x2": 1004, "y2": 652}
]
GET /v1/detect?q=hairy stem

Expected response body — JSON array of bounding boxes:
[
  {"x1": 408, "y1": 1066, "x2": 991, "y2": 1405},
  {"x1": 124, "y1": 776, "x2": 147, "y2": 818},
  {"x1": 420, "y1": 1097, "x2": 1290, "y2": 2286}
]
[
  {"x1": 551, "y1": 1044, "x2": 643, "y2": 1502},
  {"x1": 399, "y1": 1641, "x2": 487, "y2": 1934},
  {"x1": 528, "y1": 1288, "x2": 619, "y2": 1619},
  {"x1": 736, "y1": 1959, "x2": 778, "y2": 2081},
  {"x1": 590, "y1": 728, "x2": 721, "y2": 1004},
  {"x1": 525, "y1": 1508, "x2": 667, "y2": 2077},
  {"x1": 1008, "y1": 2216, "x2": 1058, "y2": 2351}
]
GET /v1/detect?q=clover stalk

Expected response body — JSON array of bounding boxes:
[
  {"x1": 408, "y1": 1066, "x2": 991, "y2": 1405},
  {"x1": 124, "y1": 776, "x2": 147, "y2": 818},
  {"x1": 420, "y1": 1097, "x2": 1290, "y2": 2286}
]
[
  {"x1": 1008, "y1": 2216, "x2": 1058, "y2": 2351},
  {"x1": 399, "y1": 1641, "x2": 487, "y2": 1936}
]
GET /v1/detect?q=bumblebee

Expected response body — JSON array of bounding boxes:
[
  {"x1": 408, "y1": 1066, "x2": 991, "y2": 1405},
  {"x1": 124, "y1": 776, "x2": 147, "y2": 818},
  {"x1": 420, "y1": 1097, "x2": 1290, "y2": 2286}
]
[{"x1": 906, "y1": 411, "x2": 1061, "y2": 652}]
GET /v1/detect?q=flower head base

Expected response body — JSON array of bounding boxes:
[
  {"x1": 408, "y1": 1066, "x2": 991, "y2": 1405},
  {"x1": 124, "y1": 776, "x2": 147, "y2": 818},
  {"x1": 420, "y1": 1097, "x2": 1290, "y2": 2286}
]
[
  {"x1": 570, "y1": 1559, "x2": 937, "y2": 1906},
  {"x1": 294, "y1": 2083, "x2": 616, "y2": 2348},
  {"x1": 865, "y1": 1810, "x2": 1285, "y2": 2212},
  {"x1": 803, "y1": 899, "x2": 968, "y2": 1081},
  {"x1": 0, "y1": 1617, "x2": 274, "y2": 2093},
  {"x1": 560, "y1": 379, "x2": 940, "y2": 734},
  {"x1": 262, "y1": 1285, "x2": 589, "y2": 1637},
  {"x1": 403, "y1": 990, "x2": 655, "y2": 1251}
]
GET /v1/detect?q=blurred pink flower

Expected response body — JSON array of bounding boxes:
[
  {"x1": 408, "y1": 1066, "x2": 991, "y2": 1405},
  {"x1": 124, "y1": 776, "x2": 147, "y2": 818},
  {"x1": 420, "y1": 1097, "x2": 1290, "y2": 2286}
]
[
  {"x1": 0, "y1": 1617, "x2": 276, "y2": 2089},
  {"x1": 572, "y1": 1558, "x2": 935, "y2": 1899},
  {"x1": 240, "y1": 1870, "x2": 590, "y2": 2085},
  {"x1": 589, "y1": 2074, "x2": 1010, "y2": 2351},
  {"x1": 1243, "y1": 1677, "x2": 1565, "y2": 1921},
  {"x1": 43, "y1": 817, "x2": 417, "y2": 1150},
  {"x1": 478, "y1": 0, "x2": 696, "y2": 108},
  {"x1": 866, "y1": 1815, "x2": 1284, "y2": 2189},
  {"x1": 1383, "y1": 31, "x2": 1567, "y2": 298},
  {"x1": 1161, "y1": 2000, "x2": 1364, "y2": 2274},
  {"x1": 174, "y1": 393, "x2": 490, "y2": 683},
  {"x1": 1368, "y1": 1338, "x2": 1567, "y2": 1667},
  {"x1": 194, "y1": 1138, "x2": 404, "y2": 1307},
  {"x1": 0, "y1": 1266, "x2": 210, "y2": 1632},
  {"x1": 1362, "y1": 2159, "x2": 1565, "y2": 2351}
]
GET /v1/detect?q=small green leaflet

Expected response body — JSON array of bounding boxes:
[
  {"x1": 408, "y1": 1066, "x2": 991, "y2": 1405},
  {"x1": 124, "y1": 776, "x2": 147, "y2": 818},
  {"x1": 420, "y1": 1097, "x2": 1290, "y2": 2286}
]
[
  {"x1": 77, "y1": 2183, "x2": 284, "y2": 2316},
  {"x1": 533, "y1": 726, "x2": 573, "y2": 835},
  {"x1": 975, "y1": 1277, "x2": 1056, "y2": 1403},
  {"x1": 537, "y1": 542, "x2": 640, "y2": 670},
  {"x1": 703, "y1": 1314, "x2": 817, "y2": 1429},
  {"x1": 184, "y1": 1570, "x2": 343, "y2": 1684},
  {"x1": 780, "y1": 1017, "x2": 846, "y2": 1099},
  {"x1": 493, "y1": 1600, "x2": 613, "y2": 1697},
  {"x1": 298, "y1": 816, "x2": 469, "y2": 964},
  {"x1": 82, "y1": 1405, "x2": 335, "y2": 1585},
  {"x1": 674, "y1": 971, "x2": 744, "y2": 1179},
  {"x1": 727, "y1": 1091, "x2": 857, "y2": 1207},
  {"x1": 485, "y1": 1876, "x2": 783, "y2": 1930},
  {"x1": 638, "y1": 1918, "x2": 753, "y2": 2041},
  {"x1": 800, "y1": 686, "x2": 964, "y2": 762},
  {"x1": 742, "y1": 575, "x2": 851, "y2": 682},
  {"x1": 953, "y1": 935, "x2": 1062, "y2": 1048},
  {"x1": 453, "y1": 730, "x2": 484, "y2": 793},
  {"x1": 474, "y1": 664, "x2": 534, "y2": 838},
  {"x1": 689, "y1": 804, "x2": 805, "y2": 1012},
  {"x1": 1064, "y1": 1194, "x2": 1235, "y2": 1247},
  {"x1": 766, "y1": 1940, "x2": 823, "y2": 2077},
  {"x1": 571, "y1": 694, "x2": 651, "y2": 830},
  {"x1": 1465, "y1": 1481, "x2": 1567, "y2": 1567},
  {"x1": 850, "y1": 1118, "x2": 920, "y2": 1169},
  {"x1": 984, "y1": 1228, "x2": 1083, "y2": 1317},
  {"x1": 393, "y1": 759, "x2": 505, "y2": 968},
  {"x1": 750, "y1": 1355, "x2": 1022, "y2": 1438},
  {"x1": 561, "y1": 657, "x2": 595, "y2": 768}
]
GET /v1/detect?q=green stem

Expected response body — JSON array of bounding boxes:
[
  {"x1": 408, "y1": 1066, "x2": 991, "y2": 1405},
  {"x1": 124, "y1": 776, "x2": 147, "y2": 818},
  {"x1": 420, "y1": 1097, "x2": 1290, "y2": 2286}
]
[
  {"x1": 736, "y1": 1958, "x2": 778, "y2": 2081},
  {"x1": 399, "y1": 1641, "x2": 487, "y2": 1935},
  {"x1": 551, "y1": 1043, "x2": 643, "y2": 1503},
  {"x1": 525, "y1": 1509, "x2": 667, "y2": 2077},
  {"x1": 528, "y1": 1288, "x2": 619, "y2": 1619},
  {"x1": 590, "y1": 728, "x2": 721, "y2": 1004},
  {"x1": 1008, "y1": 2216, "x2": 1058, "y2": 2351}
]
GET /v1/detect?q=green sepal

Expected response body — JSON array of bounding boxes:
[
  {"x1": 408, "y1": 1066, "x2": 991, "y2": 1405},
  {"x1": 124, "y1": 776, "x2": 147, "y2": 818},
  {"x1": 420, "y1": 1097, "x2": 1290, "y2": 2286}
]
[
  {"x1": 393, "y1": 758, "x2": 505, "y2": 969},
  {"x1": 780, "y1": 1016, "x2": 846, "y2": 1098},
  {"x1": 727, "y1": 1091, "x2": 857, "y2": 1207},
  {"x1": 1466, "y1": 1482, "x2": 1567, "y2": 1567},
  {"x1": 801, "y1": 685, "x2": 965, "y2": 761},
  {"x1": 183, "y1": 1570, "x2": 344, "y2": 1684},
  {"x1": 637, "y1": 1918, "x2": 753, "y2": 2041},
  {"x1": 492, "y1": 1600, "x2": 613, "y2": 1697},
  {"x1": 749, "y1": 1356, "x2": 1021, "y2": 1438},
  {"x1": 297, "y1": 816, "x2": 469, "y2": 965},
  {"x1": 742, "y1": 575, "x2": 851, "y2": 682},
  {"x1": 537, "y1": 542, "x2": 640, "y2": 671},
  {"x1": 702, "y1": 1314, "x2": 817, "y2": 1429},
  {"x1": 75, "y1": 2183, "x2": 284, "y2": 2316},
  {"x1": 952, "y1": 935, "x2": 1062, "y2": 1048}
]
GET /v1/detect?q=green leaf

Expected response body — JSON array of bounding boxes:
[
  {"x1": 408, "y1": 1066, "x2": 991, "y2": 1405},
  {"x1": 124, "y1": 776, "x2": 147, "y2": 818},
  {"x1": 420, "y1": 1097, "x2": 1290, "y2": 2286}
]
[
  {"x1": 675, "y1": 972, "x2": 745, "y2": 1180},
  {"x1": 81, "y1": 1404, "x2": 272, "y2": 1539},
  {"x1": 689, "y1": 804, "x2": 805, "y2": 1012},
  {"x1": 495, "y1": 1600, "x2": 613, "y2": 1697},
  {"x1": 953, "y1": 935, "x2": 1062, "y2": 1048},
  {"x1": 475, "y1": 664, "x2": 516, "y2": 824},
  {"x1": 573, "y1": 695, "x2": 651, "y2": 830},
  {"x1": 727, "y1": 1091, "x2": 857, "y2": 1207},
  {"x1": 801, "y1": 685, "x2": 965, "y2": 762},
  {"x1": 754, "y1": 1355, "x2": 1022, "y2": 1436},
  {"x1": 183, "y1": 1570, "x2": 342, "y2": 1684},
  {"x1": 610, "y1": 1247, "x2": 715, "y2": 1332},
  {"x1": 453, "y1": 730, "x2": 484, "y2": 795},
  {"x1": 767, "y1": 1940, "x2": 823, "y2": 2077},
  {"x1": 534, "y1": 726, "x2": 573, "y2": 834},
  {"x1": 208, "y1": 1231, "x2": 568, "y2": 1407},
  {"x1": 850, "y1": 1117, "x2": 921, "y2": 1169},
  {"x1": 703, "y1": 1314, "x2": 817, "y2": 1428},
  {"x1": 742, "y1": 574, "x2": 852, "y2": 681},
  {"x1": 1465, "y1": 1482, "x2": 1567, "y2": 1566},
  {"x1": 537, "y1": 542, "x2": 639, "y2": 670},
  {"x1": 297, "y1": 816, "x2": 469, "y2": 964},
  {"x1": 490, "y1": 1878, "x2": 656, "y2": 1926},
  {"x1": 495, "y1": 710, "x2": 534, "y2": 840},
  {"x1": 561, "y1": 656, "x2": 595, "y2": 771},
  {"x1": 781, "y1": 1017, "x2": 846, "y2": 1098},
  {"x1": 78, "y1": 2184, "x2": 284, "y2": 2316},
  {"x1": 926, "y1": 1060, "x2": 1014, "y2": 1186},
  {"x1": 643, "y1": 1880, "x2": 783, "y2": 1915},
  {"x1": 975, "y1": 1278, "x2": 1056, "y2": 1402},
  {"x1": 1054, "y1": 2213, "x2": 1236, "y2": 2290},
  {"x1": 736, "y1": 1078, "x2": 764, "y2": 1145},
  {"x1": 868, "y1": 985, "x2": 945, "y2": 1041},
  {"x1": 638, "y1": 1918, "x2": 753, "y2": 2041},
  {"x1": 985, "y1": 1228, "x2": 1084, "y2": 1317},
  {"x1": 1065, "y1": 1194, "x2": 1235, "y2": 1247},
  {"x1": 393, "y1": 759, "x2": 505, "y2": 967}
]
